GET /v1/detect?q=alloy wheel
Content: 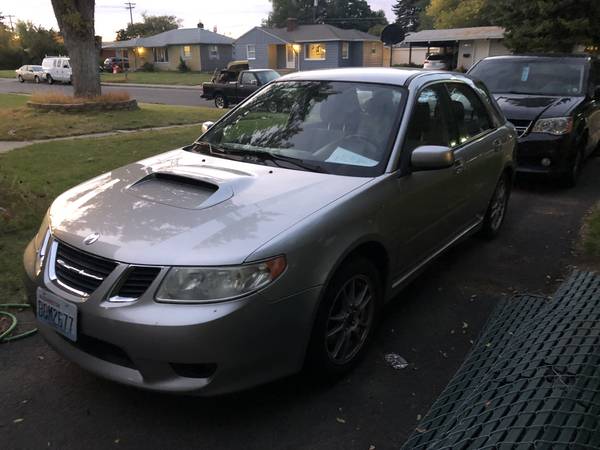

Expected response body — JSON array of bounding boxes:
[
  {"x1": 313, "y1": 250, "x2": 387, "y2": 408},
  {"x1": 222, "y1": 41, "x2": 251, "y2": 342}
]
[
  {"x1": 490, "y1": 177, "x2": 507, "y2": 232},
  {"x1": 215, "y1": 96, "x2": 225, "y2": 109},
  {"x1": 325, "y1": 275, "x2": 374, "y2": 365}
]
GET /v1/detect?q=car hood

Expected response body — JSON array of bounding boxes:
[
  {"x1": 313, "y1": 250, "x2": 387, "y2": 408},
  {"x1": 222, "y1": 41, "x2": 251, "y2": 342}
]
[
  {"x1": 49, "y1": 149, "x2": 371, "y2": 266},
  {"x1": 493, "y1": 94, "x2": 584, "y2": 122}
]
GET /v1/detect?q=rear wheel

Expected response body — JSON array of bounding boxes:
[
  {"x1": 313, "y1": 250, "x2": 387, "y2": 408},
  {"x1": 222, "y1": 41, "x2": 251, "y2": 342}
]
[
  {"x1": 305, "y1": 257, "x2": 381, "y2": 378},
  {"x1": 18, "y1": 75, "x2": 24, "y2": 83},
  {"x1": 34, "y1": 75, "x2": 40, "y2": 84},
  {"x1": 214, "y1": 94, "x2": 228, "y2": 109},
  {"x1": 46, "y1": 75, "x2": 54, "y2": 85},
  {"x1": 480, "y1": 173, "x2": 511, "y2": 239}
]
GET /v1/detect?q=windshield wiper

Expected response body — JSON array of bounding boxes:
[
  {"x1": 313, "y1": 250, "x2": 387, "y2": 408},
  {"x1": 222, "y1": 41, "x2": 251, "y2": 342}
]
[{"x1": 218, "y1": 146, "x2": 328, "y2": 173}]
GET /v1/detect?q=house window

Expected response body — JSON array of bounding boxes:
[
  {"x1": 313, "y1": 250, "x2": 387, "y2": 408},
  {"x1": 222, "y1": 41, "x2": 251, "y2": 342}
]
[
  {"x1": 371, "y1": 43, "x2": 378, "y2": 55},
  {"x1": 305, "y1": 43, "x2": 326, "y2": 60},
  {"x1": 209, "y1": 45, "x2": 219, "y2": 60},
  {"x1": 182, "y1": 45, "x2": 192, "y2": 59},
  {"x1": 247, "y1": 44, "x2": 256, "y2": 60},
  {"x1": 153, "y1": 47, "x2": 169, "y2": 63},
  {"x1": 342, "y1": 42, "x2": 349, "y2": 59}
]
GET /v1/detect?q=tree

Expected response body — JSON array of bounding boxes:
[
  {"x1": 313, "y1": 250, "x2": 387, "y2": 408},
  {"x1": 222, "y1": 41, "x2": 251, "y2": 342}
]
[
  {"x1": 15, "y1": 21, "x2": 66, "y2": 64},
  {"x1": 264, "y1": 0, "x2": 325, "y2": 27},
  {"x1": 425, "y1": 0, "x2": 491, "y2": 29},
  {"x1": 324, "y1": 0, "x2": 387, "y2": 32},
  {"x1": 0, "y1": 22, "x2": 26, "y2": 69},
  {"x1": 50, "y1": 0, "x2": 100, "y2": 98},
  {"x1": 492, "y1": 0, "x2": 600, "y2": 52},
  {"x1": 392, "y1": 0, "x2": 428, "y2": 34},
  {"x1": 115, "y1": 13, "x2": 181, "y2": 41}
]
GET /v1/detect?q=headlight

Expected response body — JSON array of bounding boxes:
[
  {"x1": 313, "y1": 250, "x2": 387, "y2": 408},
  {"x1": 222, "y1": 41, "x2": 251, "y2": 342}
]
[
  {"x1": 35, "y1": 228, "x2": 51, "y2": 275},
  {"x1": 155, "y1": 255, "x2": 286, "y2": 303},
  {"x1": 532, "y1": 117, "x2": 573, "y2": 135}
]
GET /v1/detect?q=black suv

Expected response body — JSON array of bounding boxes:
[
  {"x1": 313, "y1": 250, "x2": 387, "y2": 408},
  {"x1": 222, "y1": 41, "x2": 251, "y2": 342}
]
[{"x1": 469, "y1": 54, "x2": 600, "y2": 186}]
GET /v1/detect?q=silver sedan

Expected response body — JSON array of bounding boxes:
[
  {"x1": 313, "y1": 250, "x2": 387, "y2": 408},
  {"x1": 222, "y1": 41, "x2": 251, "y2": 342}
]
[
  {"x1": 23, "y1": 68, "x2": 516, "y2": 395},
  {"x1": 16, "y1": 65, "x2": 45, "y2": 83}
]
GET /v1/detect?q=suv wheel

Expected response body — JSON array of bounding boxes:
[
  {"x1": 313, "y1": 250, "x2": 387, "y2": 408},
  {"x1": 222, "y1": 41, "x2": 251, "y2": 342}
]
[
  {"x1": 34, "y1": 75, "x2": 40, "y2": 84},
  {"x1": 480, "y1": 173, "x2": 511, "y2": 239},
  {"x1": 561, "y1": 150, "x2": 583, "y2": 188},
  {"x1": 306, "y1": 257, "x2": 381, "y2": 378},
  {"x1": 46, "y1": 75, "x2": 54, "y2": 85},
  {"x1": 214, "y1": 94, "x2": 227, "y2": 109}
]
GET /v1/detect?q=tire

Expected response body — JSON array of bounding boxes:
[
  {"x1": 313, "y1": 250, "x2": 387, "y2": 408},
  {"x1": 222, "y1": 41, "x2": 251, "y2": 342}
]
[
  {"x1": 18, "y1": 75, "x2": 24, "y2": 83},
  {"x1": 34, "y1": 75, "x2": 40, "y2": 84},
  {"x1": 305, "y1": 257, "x2": 382, "y2": 379},
  {"x1": 214, "y1": 94, "x2": 228, "y2": 109},
  {"x1": 561, "y1": 150, "x2": 583, "y2": 188},
  {"x1": 69, "y1": 75, "x2": 73, "y2": 85},
  {"x1": 480, "y1": 172, "x2": 511, "y2": 239},
  {"x1": 46, "y1": 75, "x2": 54, "y2": 85}
]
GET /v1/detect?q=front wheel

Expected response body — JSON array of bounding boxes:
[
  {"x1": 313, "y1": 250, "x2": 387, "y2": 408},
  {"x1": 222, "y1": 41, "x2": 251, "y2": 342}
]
[
  {"x1": 561, "y1": 150, "x2": 583, "y2": 188},
  {"x1": 214, "y1": 94, "x2": 228, "y2": 109},
  {"x1": 305, "y1": 257, "x2": 381, "y2": 378},
  {"x1": 480, "y1": 173, "x2": 511, "y2": 239},
  {"x1": 34, "y1": 75, "x2": 40, "y2": 84},
  {"x1": 46, "y1": 75, "x2": 54, "y2": 85}
]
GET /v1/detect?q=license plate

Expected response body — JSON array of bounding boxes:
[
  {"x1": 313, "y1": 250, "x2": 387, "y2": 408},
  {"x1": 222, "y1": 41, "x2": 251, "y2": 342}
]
[{"x1": 36, "y1": 288, "x2": 78, "y2": 341}]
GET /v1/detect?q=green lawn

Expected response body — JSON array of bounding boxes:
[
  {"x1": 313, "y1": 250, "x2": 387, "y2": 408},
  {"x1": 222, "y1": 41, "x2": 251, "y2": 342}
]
[
  {"x1": 0, "y1": 69, "x2": 16, "y2": 79},
  {"x1": 101, "y1": 71, "x2": 213, "y2": 85},
  {"x1": 0, "y1": 126, "x2": 201, "y2": 303},
  {"x1": 583, "y1": 204, "x2": 600, "y2": 257},
  {"x1": 0, "y1": 93, "x2": 224, "y2": 141}
]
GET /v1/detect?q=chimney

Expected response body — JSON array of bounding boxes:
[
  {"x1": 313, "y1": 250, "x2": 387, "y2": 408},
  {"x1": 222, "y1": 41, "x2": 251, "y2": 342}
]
[
  {"x1": 197, "y1": 21, "x2": 204, "y2": 29},
  {"x1": 286, "y1": 17, "x2": 298, "y2": 32},
  {"x1": 213, "y1": 25, "x2": 217, "y2": 33}
]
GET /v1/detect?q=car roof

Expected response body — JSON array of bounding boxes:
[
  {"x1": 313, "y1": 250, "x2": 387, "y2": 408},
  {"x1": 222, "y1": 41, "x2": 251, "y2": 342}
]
[
  {"x1": 246, "y1": 69, "x2": 277, "y2": 72},
  {"x1": 278, "y1": 67, "x2": 466, "y2": 87},
  {"x1": 481, "y1": 54, "x2": 593, "y2": 61}
]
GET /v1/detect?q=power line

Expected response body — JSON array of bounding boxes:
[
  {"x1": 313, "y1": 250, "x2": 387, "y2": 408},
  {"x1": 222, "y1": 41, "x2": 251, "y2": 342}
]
[
  {"x1": 124, "y1": 2, "x2": 136, "y2": 26},
  {"x1": 4, "y1": 14, "x2": 15, "y2": 31}
]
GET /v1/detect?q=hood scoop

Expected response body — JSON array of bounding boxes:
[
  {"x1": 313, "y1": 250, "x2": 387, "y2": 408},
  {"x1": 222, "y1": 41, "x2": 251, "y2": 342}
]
[{"x1": 127, "y1": 172, "x2": 233, "y2": 210}]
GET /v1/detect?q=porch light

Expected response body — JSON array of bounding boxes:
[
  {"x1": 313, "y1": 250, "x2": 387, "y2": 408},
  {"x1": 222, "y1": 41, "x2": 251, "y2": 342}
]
[
  {"x1": 292, "y1": 44, "x2": 301, "y2": 53},
  {"x1": 137, "y1": 47, "x2": 145, "y2": 54}
]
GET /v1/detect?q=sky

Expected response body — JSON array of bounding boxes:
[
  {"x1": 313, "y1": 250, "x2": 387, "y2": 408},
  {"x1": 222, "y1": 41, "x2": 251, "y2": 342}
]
[{"x1": 5, "y1": 0, "x2": 395, "y2": 42}]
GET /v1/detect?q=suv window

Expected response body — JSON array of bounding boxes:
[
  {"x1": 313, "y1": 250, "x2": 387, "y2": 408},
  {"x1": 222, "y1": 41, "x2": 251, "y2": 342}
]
[
  {"x1": 404, "y1": 85, "x2": 451, "y2": 153},
  {"x1": 240, "y1": 72, "x2": 256, "y2": 85},
  {"x1": 446, "y1": 83, "x2": 493, "y2": 143}
]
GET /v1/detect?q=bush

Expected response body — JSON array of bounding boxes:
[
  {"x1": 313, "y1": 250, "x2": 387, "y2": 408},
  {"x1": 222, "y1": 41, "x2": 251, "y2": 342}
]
[
  {"x1": 140, "y1": 62, "x2": 154, "y2": 72},
  {"x1": 30, "y1": 91, "x2": 131, "y2": 104},
  {"x1": 177, "y1": 57, "x2": 189, "y2": 73}
]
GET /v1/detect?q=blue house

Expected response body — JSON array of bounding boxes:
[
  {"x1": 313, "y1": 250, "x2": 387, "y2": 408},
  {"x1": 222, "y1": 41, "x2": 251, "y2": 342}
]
[{"x1": 234, "y1": 19, "x2": 384, "y2": 72}]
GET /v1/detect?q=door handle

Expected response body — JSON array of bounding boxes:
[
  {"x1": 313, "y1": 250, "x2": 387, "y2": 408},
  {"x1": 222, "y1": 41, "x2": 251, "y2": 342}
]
[
  {"x1": 454, "y1": 159, "x2": 465, "y2": 175},
  {"x1": 492, "y1": 138, "x2": 502, "y2": 152}
]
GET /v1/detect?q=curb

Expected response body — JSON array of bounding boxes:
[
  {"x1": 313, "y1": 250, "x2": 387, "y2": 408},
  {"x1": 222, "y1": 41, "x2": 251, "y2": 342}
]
[{"x1": 101, "y1": 82, "x2": 202, "y2": 90}]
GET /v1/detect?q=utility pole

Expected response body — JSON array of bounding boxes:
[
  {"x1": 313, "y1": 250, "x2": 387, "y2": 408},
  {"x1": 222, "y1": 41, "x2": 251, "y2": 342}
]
[
  {"x1": 5, "y1": 14, "x2": 15, "y2": 31},
  {"x1": 124, "y1": 2, "x2": 136, "y2": 26}
]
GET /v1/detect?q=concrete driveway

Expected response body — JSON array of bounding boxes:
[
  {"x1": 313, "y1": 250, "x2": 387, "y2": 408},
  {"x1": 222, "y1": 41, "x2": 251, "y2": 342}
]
[
  {"x1": 2, "y1": 157, "x2": 599, "y2": 450},
  {"x1": 0, "y1": 78, "x2": 215, "y2": 107}
]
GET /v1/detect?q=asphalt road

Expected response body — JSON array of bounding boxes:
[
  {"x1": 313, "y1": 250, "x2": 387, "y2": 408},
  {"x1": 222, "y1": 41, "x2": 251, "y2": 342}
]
[
  {"x1": 3, "y1": 157, "x2": 600, "y2": 450},
  {"x1": 0, "y1": 78, "x2": 214, "y2": 107}
]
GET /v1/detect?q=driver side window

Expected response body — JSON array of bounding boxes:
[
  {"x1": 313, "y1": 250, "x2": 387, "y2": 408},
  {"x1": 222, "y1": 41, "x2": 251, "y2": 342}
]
[{"x1": 403, "y1": 85, "x2": 451, "y2": 154}]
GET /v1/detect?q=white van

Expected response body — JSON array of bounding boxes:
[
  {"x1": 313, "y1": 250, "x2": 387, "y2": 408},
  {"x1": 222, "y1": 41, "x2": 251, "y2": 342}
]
[{"x1": 42, "y1": 56, "x2": 72, "y2": 84}]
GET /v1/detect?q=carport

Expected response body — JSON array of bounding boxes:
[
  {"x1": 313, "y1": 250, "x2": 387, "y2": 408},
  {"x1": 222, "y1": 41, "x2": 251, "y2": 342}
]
[{"x1": 402, "y1": 26, "x2": 509, "y2": 70}]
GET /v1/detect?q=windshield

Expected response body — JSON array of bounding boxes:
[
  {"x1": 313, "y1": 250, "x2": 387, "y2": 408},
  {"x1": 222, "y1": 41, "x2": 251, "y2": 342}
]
[
  {"x1": 197, "y1": 81, "x2": 405, "y2": 177},
  {"x1": 32, "y1": 66, "x2": 43, "y2": 72},
  {"x1": 256, "y1": 71, "x2": 279, "y2": 84},
  {"x1": 469, "y1": 58, "x2": 586, "y2": 96}
]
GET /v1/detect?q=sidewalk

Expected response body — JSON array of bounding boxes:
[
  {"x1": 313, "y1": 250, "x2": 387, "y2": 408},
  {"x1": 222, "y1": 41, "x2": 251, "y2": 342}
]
[
  {"x1": 101, "y1": 82, "x2": 202, "y2": 90},
  {"x1": 0, "y1": 122, "x2": 202, "y2": 154}
]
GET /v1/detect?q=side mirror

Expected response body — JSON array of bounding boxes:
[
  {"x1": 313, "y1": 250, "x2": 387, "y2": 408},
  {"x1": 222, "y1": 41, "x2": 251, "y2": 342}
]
[
  {"x1": 250, "y1": 79, "x2": 258, "y2": 86},
  {"x1": 201, "y1": 121, "x2": 215, "y2": 134},
  {"x1": 63, "y1": 65, "x2": 69, "y2": 69},
  {"x1": 411, "y1": 145, "x2": 455, "y2": 171}
]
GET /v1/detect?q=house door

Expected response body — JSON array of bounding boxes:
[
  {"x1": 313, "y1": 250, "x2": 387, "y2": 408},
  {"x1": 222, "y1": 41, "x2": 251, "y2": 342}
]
[{"x1": 286, "y1": 45, "x2": 295, "y2": 69}]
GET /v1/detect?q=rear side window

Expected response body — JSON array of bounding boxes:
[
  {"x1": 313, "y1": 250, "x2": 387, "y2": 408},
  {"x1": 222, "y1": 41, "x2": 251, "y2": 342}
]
[
  {"x1": 240, "y1": 72, "x2": 256, "y2": 85},
  {"x1": 403, "y1": 85, "x2": 451, "y2": 153},
  {"x1": 445, "y1": 83, "x2": 493, "y2": 144}
]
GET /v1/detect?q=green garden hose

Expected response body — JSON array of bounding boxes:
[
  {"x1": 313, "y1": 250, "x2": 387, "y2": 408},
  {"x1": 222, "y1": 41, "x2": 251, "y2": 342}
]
[{"x1": 0, "y1": 303, "x2": 37, "y2": 342}]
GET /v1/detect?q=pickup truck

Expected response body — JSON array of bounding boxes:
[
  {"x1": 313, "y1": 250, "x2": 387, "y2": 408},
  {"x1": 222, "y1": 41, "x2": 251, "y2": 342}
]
[{"x1": 201, "y1": 69, "x2": 280, "y2": 109}]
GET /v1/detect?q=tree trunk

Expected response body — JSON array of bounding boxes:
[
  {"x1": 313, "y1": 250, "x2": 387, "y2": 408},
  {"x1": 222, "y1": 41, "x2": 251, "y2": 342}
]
[{"x1": 50, "y1": 0, "x2": 100, "y2": 98}]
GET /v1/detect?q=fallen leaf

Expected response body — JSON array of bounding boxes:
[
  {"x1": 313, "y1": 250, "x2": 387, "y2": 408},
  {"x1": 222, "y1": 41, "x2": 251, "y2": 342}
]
[
  {"x1": 13, "y1": 418, "x2": 24, "y2": 423},
  {"x1": 336, "y1": 417, "x2": 346, "y2": 424},
  {"x1": 416, "y1": 427, "x2": 428, "y2": 433}
]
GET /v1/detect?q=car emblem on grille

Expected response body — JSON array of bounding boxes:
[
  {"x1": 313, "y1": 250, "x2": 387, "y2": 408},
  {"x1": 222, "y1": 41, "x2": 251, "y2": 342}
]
[{"x1": 83, "y1": 232, "x2": 100, "y2": 245}]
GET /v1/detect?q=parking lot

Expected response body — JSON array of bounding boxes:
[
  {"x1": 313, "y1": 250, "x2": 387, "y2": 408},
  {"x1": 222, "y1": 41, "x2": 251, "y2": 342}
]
[{"x1": 3, "y1": 157, "x2": 599, "y2": 450}]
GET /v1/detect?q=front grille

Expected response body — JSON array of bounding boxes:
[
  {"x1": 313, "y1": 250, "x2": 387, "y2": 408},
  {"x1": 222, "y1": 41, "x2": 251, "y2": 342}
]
[
  {"x1": 60, "y1": 333, "x2": 136, "y2": 369},
  {"x1": 54, "y1": 242, "x2": 117, "y2": 296},
  {"x1": 115, "y1": 266, "x2": 161, "y2": 299},
  {"x1": 509, "y1": 119, "x2": 532, "y2": 137}
]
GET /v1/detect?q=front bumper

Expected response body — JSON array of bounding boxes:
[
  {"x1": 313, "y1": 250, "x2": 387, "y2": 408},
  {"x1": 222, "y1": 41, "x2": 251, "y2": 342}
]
[
  {"x1": 515, "y1": 132, "x2": 575, "y2": 176},
  {"x1": 23, "y1": 237, "x2": 322, "y2": 395}
]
